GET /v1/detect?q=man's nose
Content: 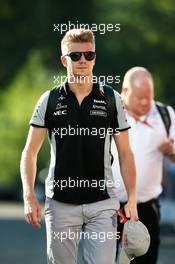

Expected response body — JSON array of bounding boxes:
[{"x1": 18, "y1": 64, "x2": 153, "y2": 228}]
[
  {"x1": 141, "y1": 99, "x2": 149, "y2": 106},
  {"x1": 79, "y1": 53, "x2": 86, "y2": 63}
]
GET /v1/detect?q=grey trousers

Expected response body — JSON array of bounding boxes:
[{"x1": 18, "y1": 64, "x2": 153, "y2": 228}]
[{"x1": 45, "y1": 197, "x2": 120, "y2": 264}]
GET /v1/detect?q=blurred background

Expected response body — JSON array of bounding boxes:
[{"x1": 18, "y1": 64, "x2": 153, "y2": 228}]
[{"x1": 0, "y1": 0, "x2": 175, "y2": 263}]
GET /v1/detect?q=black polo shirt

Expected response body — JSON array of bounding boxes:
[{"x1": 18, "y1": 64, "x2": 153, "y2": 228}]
[{"x1": 30, "y1": 81, "x2": 130, "y2": 204}]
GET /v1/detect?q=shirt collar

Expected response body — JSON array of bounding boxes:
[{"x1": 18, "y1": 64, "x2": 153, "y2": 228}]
[{"x1": 59, "y1": 79, "x2": 102, "y2": 97}]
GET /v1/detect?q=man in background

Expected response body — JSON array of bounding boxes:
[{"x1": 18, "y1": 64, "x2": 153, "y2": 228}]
[{"x1": 112, "y1": 66, "x2": 175, "y2": 264}]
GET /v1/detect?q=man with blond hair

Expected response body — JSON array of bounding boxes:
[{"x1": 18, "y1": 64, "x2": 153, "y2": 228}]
[
  {"x1": 20, "y1": 29, "x2": 138, "y2": 264},
  {"x1": 112, "y1": 66, "x2": 175, "y2": 264}
]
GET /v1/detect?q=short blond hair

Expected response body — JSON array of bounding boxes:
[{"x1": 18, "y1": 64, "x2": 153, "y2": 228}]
[{"x1": 61, "y1": 29, "x2": 95, "y2": 55}]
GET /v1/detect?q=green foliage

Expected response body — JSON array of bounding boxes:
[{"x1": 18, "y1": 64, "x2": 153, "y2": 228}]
[
  {"x1": 0, "y1": 0, "x2": 175, "y2": 186},
  {"x1": 94, "y1": 0, "x2": 175, "y2": 103},
  {"x1": 0, "y1": 51, "x2": 52, "y2": 185}
]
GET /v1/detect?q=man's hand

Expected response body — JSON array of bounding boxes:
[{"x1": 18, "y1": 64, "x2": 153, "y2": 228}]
[
  {"x1": 124, "y1": 201, "x2": 139, "y2": 221},
  {"x1": 158, "y1": 139, "x2": 174, "y2": 155},
  {"x1": 24, "y1": 194, "x2": 42, "y2": 228}
]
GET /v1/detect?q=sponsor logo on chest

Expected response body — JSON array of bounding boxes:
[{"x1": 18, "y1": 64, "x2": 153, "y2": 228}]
[
  {"x1": 53, "y1": 110, "x2": 67, "y2": 116},
  {"x1": 90, "y1": 110, "x2": 107, "y2": 117},
  {"x1": 92, "y1": 104, "x2": 107, "y2": 111},
  {"x1": 57, "y1": 95, "x2": 66, "y2": 101},
  {"x1": 56, "y1": 103, "x2": 68, "y2": 110},
  {"x1": 93, "y1": 99, "x2": 106, "y2": 105}
]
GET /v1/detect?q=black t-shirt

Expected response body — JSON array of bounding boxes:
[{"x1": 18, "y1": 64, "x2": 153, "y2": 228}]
[{"x1": 30, "y1": 81, "x2": 130, "y2": 204}]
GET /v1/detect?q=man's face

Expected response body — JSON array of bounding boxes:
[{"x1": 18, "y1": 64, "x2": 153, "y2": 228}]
[
  {"x1": 61, "y1": 42, "x2": 95, "y2": 78},
  {"x1": 123, "y1": 77, "x2": 154, "y2": 116}
]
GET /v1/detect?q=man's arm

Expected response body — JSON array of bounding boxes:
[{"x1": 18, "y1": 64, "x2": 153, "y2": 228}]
[
  {"x1": 20, "y1": 126, "x2": 47, "y2": 228},
  {"x1": 158, "y1": 106, "x2": 175, "y2": 162},
  {"x1": 158, "y1": 139, "x2": 175, "y2": 162},
  {"x1": 113, "y1": 130, "x2": 138, "y2": 221}
]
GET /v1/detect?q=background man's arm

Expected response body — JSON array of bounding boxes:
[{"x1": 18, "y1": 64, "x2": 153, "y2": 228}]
[
  {"x1": 158, "y1": 139, "x2": 175, "y2": 162},
  {"x1": 20, "y1": 126, "x2": 47, "y2": 228},
  {"x1": 113, "y1": 130, "x2": 138, "y2": 221}
]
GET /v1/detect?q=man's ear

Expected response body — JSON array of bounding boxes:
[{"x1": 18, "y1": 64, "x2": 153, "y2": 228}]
[
  {"x1": 93, "y1": 55, "x2": 96, "y2": 66},
  {"x1": 121, "y1": 87, "x2": 128, "y2": 95},
  {"x1": 60, "y1": 55, "x2": 67, "y2": 68}
]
